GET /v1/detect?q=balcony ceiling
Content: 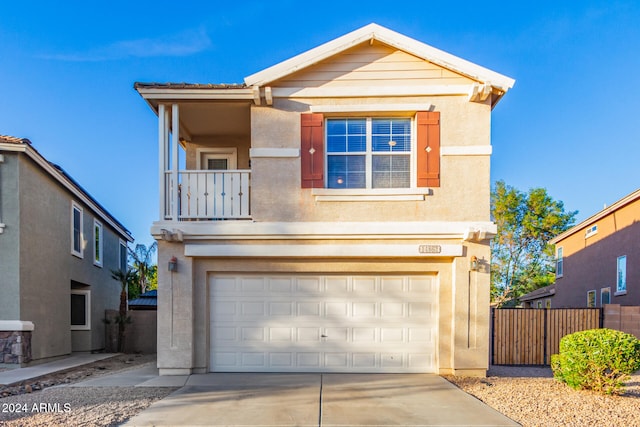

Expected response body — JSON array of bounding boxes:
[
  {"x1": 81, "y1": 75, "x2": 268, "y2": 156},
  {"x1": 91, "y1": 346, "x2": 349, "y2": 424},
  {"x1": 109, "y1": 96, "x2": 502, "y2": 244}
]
[{"x1": 150, "y1": 101, "x2": 251, "y2": 138}]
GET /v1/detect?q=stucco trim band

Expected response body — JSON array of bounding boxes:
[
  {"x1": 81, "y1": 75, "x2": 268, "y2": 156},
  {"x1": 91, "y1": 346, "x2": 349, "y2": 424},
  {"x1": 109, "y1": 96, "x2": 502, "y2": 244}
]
[
  {"x1": 184, "y1": 243, "x2": 463, "y2": 258},
  {"x1": 441, "y1": 146, "x2": 492, "y2": 156},
  {"x1": 0, "y1": 321, "x2": 35, "y2": 331},
  {"x1": 250, "y1": 148, "x2": 300, "y2": 158}
]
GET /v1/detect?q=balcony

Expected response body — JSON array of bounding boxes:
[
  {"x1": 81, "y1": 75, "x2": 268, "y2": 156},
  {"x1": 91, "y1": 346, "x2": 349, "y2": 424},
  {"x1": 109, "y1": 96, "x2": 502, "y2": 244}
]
[{"x1": 164, "y1": 170, "x2": 251, "y2": 220}]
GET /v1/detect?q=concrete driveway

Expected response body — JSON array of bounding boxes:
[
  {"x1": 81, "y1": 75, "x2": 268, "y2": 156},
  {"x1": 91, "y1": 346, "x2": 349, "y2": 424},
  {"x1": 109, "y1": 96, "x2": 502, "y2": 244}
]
[{"x1": 123, "y1": 373, "x2": 518, "y2": 426}]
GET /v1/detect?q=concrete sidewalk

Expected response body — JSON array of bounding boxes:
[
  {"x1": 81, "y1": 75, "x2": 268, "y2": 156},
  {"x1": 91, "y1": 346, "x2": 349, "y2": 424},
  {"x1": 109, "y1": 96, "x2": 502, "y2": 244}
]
[
  {"x1": 123, "y1": 373, "x2": 520, "y2": 426},
  {"x1": 0, "y1": 353, "x2": 117, "y2": 386}
]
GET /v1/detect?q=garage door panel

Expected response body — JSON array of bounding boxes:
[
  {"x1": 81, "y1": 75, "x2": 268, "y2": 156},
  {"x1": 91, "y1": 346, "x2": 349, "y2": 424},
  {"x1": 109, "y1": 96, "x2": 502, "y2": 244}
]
[{"x1": 210, "y1": 275, "x2": 437, "y2": 373}]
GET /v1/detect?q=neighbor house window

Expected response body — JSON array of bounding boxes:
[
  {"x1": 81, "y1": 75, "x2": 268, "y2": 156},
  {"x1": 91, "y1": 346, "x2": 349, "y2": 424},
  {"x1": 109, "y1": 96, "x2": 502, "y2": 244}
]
[
  {"x1": 601, "y1": 287, "x2": 611, "y2": 305},
  {"x1": 556, "y1": 247, "x2": 564, "y2": 278},
  {"x1": 545, "y1": 299, "x2": 551, "y2": 309},
  {"x1": 536, "y1": 301, "x2": 543, "y2": 309},
  {"x1": 70, "y1": 289, "x2": 90, "y2": 330},
  {"x1": 71, "y1": 202, "x2": 83, "y2": 258},
  {"x1": 587, "y1": 290, "x2": 596, "y2": 307},
  {"x1": 326, "y1": 118, "x2": 411, "y2": 189},
  {"x1": 93, "y1": 220, "x2": 103, "y2": 267},
  {"x1": 585, "y1": 224, "x2": 598, "y2": 238},
  {"x1": 616, "y1": 256, "x2": 627, "y2": 294},
  {"x1": 119, "y1": 240, "x2": 128, "y2": 273}
]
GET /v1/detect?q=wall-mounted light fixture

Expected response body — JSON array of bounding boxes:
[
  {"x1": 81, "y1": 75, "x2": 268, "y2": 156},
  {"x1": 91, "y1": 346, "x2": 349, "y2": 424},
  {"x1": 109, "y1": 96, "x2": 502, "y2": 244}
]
[
  {"x1": 168, "y1": 256, "x2": 178, "y2": 272},
  {"x1": 470, "y1": 255, "x2": 479, "y2": 271}
]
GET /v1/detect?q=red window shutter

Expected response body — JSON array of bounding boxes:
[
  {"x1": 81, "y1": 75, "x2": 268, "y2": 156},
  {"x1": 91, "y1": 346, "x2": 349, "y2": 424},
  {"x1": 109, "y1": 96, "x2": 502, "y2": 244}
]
[
  {"x1": 416, "y1": 111, "x2": 440, "y2": 187},
  {"x1": 300, "y1": 113, "x2": 324, "y2": 188}
]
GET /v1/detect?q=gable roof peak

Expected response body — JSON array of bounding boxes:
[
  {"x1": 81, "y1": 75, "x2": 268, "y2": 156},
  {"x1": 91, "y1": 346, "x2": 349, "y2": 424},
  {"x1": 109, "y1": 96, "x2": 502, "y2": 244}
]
[{"x1": 244, "y1": 23, "x2": 514, "y2": 95}]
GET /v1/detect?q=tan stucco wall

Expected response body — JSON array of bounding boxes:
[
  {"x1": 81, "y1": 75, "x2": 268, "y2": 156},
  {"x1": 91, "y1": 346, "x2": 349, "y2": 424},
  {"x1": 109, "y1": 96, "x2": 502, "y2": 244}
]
[
  {"x1": 155, "y1": 238, "x2": 491, "y2": 376},
  {"x1": 248, "y1": 96, "x2": 491, "y2": 223}
]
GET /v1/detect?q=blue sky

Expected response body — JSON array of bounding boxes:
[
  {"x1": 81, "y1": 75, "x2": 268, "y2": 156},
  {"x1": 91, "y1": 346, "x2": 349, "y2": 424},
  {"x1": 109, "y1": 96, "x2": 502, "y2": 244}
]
[{"x1": 2, "y1": 1, "x2": 639, "y2": 247}]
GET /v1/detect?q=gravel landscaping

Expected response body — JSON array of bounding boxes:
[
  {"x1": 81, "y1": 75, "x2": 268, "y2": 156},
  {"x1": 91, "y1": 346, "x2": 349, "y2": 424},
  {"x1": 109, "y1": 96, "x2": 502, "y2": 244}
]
[
  {"x1": 445, "y1": 366, "x2": 640, "y2": 427},
  {"x1": 0, "y1": 354, "x2": 176, "y2": 426}
]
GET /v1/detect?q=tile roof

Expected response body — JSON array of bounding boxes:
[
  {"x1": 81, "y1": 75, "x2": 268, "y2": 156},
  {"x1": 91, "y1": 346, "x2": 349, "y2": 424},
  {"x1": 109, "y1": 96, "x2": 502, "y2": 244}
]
[
  {"x1": 0, "y1": 135, "x2": 32, "y2": 145},
  {"x1": 133, "y1": 82, "x2": 247, "y2": 90}
]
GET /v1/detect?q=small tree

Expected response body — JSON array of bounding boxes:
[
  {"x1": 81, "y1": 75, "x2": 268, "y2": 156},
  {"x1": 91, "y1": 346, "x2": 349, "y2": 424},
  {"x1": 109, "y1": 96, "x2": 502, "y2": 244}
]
[
  {"x1": 491, "y1": 181, "x2": 577, "y2": 305},
  {"x1": 111, "y1": 268, "x2": 136, "y2": 352},
  {"x1": 129, "y1": 242, "x2": 157, "y2": 295}
]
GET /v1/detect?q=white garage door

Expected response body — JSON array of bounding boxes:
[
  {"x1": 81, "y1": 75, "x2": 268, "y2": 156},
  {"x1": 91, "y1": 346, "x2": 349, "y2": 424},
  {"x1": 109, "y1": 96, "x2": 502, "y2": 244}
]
[{"x1": 209, "y1": 275, "x2": 437, "y2": 373}]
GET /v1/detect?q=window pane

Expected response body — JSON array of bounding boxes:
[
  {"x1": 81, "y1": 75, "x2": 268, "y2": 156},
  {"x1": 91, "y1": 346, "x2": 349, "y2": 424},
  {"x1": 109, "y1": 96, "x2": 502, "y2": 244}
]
[
  {"x1": 73, "y1": 208, "x2": 81, "y2": 253},
  {"x1": 327, "y1": 135, "x2": 346, "y2": 152},
  {"x1": 372, "y1": 155, "x2": 410, "y2": 188},
  {"x1": 120, "y1": 243, "x2": 127, "y2": 272},
  {"x1": 327, "y1": 119, "x2": 366, "y2": 153},
  {"x1": 94, "y1": 224, "x2": 101, "y2": 262},
  {"x1": 328, "y1": 155, "x2": 365, "y2": 188},
  {"x1": 71, "y1": 294, "x2": 87, "y2": 326},
  {"x1": 372, "y1": 119, "x2": 411, "y2": 152},
  {"x1": 617, "y1": 256, "x2": 627, "y2": 292}
]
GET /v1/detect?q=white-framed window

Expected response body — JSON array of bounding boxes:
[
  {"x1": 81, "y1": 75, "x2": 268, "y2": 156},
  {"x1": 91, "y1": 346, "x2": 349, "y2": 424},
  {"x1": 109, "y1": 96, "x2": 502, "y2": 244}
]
[
  {"x1": 93, "y1": 220, "x2": 103, "y2": 267},
  {"x1": 119, "y1": 239, "x2": 128, "y2": 273},
  {"x1": 71, "y1": 202, "x2": 83, "y2": 258},
  {"x1": 70, "y1": 289, "x2": 91, "y2": 330},
  {"x1": 616, "y1": 255, "x2": 627, "y2": 295},
  {"x1": 536, "y1": 301, "x2": 543, "y2": 309},
  {"x1": 556, "y1": 247, "x2": 564, "y2": 278},
  {"x1": 587, "y1": 290, "x2": 596, "y2": 307},
  {"x1": 585, "y1": 224, "x2": 598, "y2": 238},
  {"x1": 326, "y1": 117, "x2": 412, "y2": 189},
  {"x1": 601, "y1": 287, "x2": 611, "y2": 305}
]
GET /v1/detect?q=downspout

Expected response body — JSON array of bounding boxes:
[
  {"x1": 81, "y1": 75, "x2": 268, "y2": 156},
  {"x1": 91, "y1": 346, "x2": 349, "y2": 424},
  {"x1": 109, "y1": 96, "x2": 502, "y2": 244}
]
[{"x1": 0, "y1": 153, "x2": 5, "y2": 234}]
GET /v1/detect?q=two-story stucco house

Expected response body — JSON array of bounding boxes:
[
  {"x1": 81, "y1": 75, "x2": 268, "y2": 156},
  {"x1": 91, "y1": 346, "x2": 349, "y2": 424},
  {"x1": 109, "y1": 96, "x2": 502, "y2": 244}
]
[
  {"x1": 135, "y1": 24, "x2": 514, "y2": 376},
  {"x1": 0, "y1": 135, "x2": 133, "y2": 365},
  {"x1": 532, "y1": 188, "x2": 640, "y2": 308}
]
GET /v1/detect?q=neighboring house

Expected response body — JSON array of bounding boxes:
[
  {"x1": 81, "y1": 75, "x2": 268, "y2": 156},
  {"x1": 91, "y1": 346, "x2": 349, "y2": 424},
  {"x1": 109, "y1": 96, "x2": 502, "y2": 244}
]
[
  {"x1": 520, "y1": 284, "x2": 555, "y2": 308},
  {"x1": 541, "y1": 188, "x2": 640, "y2": 308},
  {"x1": 135, "y1": 23, "x2": 514, "y2": 376},
  {"x1": 128, "y1": 289, "x2": 158, "y2": 310},
  {"x1": 0, "y1": 135, "x2": 133, "y2": 365}
]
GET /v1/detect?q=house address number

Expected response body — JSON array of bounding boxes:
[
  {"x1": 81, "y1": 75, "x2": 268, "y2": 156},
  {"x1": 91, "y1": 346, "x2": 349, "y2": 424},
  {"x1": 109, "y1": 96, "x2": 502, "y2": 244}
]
[{"x1": 418, "y1": 244, "x2": 442, "y2": 254}]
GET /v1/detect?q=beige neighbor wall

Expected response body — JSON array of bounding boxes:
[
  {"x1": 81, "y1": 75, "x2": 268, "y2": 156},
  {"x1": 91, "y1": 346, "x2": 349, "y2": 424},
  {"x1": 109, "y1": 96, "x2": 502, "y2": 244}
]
[{"x1": 17, "y1": 154, "x2": 123, "y2": 361}]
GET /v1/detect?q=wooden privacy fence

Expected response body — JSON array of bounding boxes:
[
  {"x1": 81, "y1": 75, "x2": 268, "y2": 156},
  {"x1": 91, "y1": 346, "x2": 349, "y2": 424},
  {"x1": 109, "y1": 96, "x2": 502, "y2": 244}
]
[{"x1": 491, "y1": 308, "x2": 602, "y2": 365}]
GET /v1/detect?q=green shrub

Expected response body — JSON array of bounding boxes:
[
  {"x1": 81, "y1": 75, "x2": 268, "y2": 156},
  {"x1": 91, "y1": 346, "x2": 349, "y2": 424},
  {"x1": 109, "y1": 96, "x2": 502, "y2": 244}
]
[{"x1": 551, "y1": 328, "x2": 640, "y2": 394}]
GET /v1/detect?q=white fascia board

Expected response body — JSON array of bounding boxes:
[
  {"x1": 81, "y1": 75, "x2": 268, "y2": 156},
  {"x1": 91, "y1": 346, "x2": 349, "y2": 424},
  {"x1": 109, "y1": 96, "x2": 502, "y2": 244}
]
[
  {"x1": 271, "y1": 85, "x2": 472, "y2": 99},
  {"x1": 0, "y1": 320, "x2": 35, "y2": 331},
  {"x1": 136, "y1": 88, "x2": 254, "y2": 101},
  {"x1": 151, "y1": 220, "x2": 496, "y2": 241},
  {"x1": 0, "y1": 143, "x2": 27, "y2": 153},
  {"x1": 185, "y1": 243, "x2": 463, "y2": 258},
  {"x1": 245, "y1": 23, "x2": 514, "y2": 92},
  {"x1": 23, "y1": 146, "x2": 133, "y2": 242}
]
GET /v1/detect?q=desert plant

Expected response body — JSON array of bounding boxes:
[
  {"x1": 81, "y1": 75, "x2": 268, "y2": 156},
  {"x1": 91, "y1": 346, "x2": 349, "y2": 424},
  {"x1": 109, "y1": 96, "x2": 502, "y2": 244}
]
[{"x1": 551, "y1": 328, "x2": 640, "y2": 394}]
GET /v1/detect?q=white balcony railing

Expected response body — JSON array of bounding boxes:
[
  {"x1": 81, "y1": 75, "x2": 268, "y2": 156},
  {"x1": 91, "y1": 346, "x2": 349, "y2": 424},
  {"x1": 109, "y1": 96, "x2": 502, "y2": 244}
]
[{"x1": 164, "y1": 170, "x2": 251, "y2": 220}]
